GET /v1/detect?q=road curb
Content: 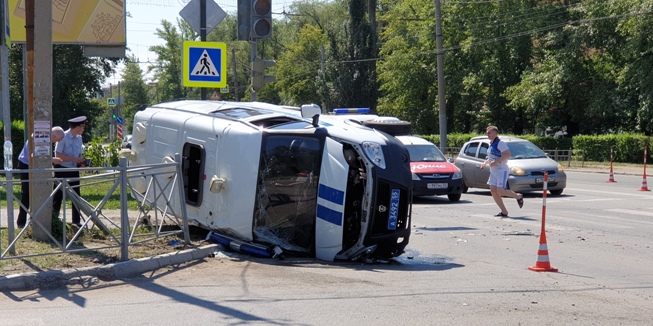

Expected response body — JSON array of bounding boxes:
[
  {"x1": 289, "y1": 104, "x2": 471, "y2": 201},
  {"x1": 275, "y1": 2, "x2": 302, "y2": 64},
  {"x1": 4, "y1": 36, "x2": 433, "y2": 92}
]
[{"x1": 0, "y1": 244, "x2": 220, "y2": 291}]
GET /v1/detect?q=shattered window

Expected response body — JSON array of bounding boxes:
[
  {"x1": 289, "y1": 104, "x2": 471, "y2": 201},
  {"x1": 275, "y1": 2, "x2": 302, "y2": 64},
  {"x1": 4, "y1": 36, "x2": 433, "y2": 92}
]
[{"x1": 254, "y1": 135, "x2": 324, "y2": 253}]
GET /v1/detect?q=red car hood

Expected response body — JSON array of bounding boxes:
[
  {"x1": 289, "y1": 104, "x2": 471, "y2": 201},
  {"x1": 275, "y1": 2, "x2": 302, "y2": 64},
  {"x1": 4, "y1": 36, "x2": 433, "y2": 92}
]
[{"x1": 410, "y1": 162, "x2": 459, "y2": 174}]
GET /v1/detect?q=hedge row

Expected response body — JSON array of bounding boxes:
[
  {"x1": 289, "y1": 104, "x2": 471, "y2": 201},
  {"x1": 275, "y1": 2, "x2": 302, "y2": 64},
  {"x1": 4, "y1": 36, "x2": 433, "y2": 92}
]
[{"x1": 421, "y1": 133, "x2": 650, "y2": 163}]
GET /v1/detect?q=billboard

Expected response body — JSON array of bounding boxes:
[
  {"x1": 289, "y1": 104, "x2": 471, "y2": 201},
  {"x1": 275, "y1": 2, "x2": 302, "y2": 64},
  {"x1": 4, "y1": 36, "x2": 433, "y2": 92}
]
[{"x1": 8, "y1": 0, "x2": 125, "y2": 44}]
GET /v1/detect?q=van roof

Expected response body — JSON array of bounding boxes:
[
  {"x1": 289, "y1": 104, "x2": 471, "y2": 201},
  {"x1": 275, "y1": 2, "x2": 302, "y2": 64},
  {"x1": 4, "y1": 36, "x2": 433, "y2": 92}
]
[
  {"x1": 151, "y1": 100, "x2": 299, "y2": 115},
  {"x1": 149, "y1": 100, "x2": 306, "y2": 124}
]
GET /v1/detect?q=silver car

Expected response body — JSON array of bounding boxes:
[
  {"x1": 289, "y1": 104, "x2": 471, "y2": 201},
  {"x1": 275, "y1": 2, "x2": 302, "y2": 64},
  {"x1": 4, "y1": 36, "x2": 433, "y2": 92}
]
[{"x1": 454, "y1": 136, "x2": 566, "y2": 195}]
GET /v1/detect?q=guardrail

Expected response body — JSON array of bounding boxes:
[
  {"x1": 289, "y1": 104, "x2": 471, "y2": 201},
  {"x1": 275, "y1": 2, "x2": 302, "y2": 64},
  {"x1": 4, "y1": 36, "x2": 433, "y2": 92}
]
[
  {"x1": 442, "y1": 147, "x2": 585, "y2": 167},
  {"x1": 0, "y1": 156, "x2": 189, "y2": 262},
  {"x1": 543, "y1": 149, "x2": 585, "y2": 167}
]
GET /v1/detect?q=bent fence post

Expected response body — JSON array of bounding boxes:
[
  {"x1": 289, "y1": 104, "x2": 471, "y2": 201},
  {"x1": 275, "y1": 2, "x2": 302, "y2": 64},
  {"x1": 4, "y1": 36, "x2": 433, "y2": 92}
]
[{"x1": 175, "y1": 153, "x2": 190, "y2": 245}]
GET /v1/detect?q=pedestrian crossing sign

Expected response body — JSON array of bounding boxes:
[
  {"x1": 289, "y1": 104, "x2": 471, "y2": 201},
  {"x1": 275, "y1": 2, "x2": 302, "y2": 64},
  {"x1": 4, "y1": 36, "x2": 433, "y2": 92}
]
[{"x1": 183, "y1": 41, "x2": 227, "y2": 88}]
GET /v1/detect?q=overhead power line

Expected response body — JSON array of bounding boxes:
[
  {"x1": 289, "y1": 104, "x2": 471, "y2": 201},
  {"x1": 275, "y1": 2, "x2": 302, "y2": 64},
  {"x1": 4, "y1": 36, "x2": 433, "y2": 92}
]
[{"x1": 333, "y1": 9, "x2": 653, "y2": 65}]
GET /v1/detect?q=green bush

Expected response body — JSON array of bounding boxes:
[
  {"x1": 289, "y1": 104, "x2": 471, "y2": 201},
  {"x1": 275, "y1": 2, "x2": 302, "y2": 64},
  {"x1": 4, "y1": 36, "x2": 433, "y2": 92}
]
[
  {"x1": 573, "y1": 133, "x2": 650, "y2": 163},
  {"x1": 419, "y1": 132, "x2": 651, "y2": 164},
  {"x1": 84, "y1": 135, "x2": 122, "y2": 169},
  {"x1": 420, "y1": 133, "x2": 572, "y2": 152}
]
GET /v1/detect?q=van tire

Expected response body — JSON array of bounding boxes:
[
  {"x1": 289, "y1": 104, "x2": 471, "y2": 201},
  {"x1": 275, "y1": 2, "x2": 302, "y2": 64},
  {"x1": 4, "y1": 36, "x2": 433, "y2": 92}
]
[{"x1": 362, "y1": 120, "x2": 412, "y2": 136}]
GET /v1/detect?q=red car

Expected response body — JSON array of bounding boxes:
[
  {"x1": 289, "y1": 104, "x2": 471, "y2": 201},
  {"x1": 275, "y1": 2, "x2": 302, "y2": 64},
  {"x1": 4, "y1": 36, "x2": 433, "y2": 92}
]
[{"x1": 396, "y1": 135, "x2": 464, "y2": 202}]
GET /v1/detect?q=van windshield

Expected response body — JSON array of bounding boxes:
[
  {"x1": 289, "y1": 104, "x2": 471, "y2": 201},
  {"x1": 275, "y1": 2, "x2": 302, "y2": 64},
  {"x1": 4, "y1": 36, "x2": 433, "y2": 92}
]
[{"x1": 253, "y1": 134, "x2": 325, "y2": 253}]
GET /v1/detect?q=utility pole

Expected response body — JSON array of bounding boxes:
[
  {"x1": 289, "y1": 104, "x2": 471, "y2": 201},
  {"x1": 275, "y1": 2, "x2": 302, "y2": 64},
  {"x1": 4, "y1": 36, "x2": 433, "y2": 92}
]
[
  {"x1": 27, "y1": 0, "x2": 53, "y2": 241},
  {"x1": 250, "y1": 40, "x2": 257, "y2": 101},
  {"x1": 200, "y1": 0, "x2": 207, "y2": 100},
  {"x1": 1, "y1": 0, "x2": 14, "y2": 249},
  {"x1": 434, "y1": 0, "x2": 448, "y2": 150},
  {"x1": 232, "y1": 48, "x2": 238, "y2": 101}
]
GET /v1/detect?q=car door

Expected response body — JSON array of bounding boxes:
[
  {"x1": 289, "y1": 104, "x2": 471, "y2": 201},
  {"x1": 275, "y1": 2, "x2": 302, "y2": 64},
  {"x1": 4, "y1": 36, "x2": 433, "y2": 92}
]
[
  {"x1": 474, "y1": 142, "x2": 490, "y2": 185},
  {"x1": 457, "y1": 142, "x2": 480, "y2": 187}
]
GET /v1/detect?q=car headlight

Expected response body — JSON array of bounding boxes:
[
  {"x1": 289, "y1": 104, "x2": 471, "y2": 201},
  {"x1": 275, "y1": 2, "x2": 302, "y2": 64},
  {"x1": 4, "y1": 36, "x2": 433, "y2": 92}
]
[
  {"x1": 558, "y1": 164, "x2": 565, "y2": 173},
  {"x1": 412, "y1": 172, "x2": 420, "y2": 181},
  {"x1": 361, "y1": 141, "x2": 386, "y2": 169},
  {"x1": 510, "y1": 166, "x2": 527, "y2": 176},
  {"x1": 452, "y1": 170, "x2": 462, "y2": 180}
]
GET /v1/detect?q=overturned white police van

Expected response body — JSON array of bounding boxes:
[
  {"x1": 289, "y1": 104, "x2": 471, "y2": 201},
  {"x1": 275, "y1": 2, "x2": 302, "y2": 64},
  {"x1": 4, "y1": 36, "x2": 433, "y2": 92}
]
[{"x1": 126, "y1": 100, "x2": 412, "y2": 262}]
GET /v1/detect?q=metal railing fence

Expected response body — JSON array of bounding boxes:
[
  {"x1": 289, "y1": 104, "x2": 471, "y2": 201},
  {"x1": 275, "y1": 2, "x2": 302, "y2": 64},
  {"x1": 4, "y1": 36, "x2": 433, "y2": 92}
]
[{"x1": 1, "y1": 155, "x2": 189, "y2": 261}]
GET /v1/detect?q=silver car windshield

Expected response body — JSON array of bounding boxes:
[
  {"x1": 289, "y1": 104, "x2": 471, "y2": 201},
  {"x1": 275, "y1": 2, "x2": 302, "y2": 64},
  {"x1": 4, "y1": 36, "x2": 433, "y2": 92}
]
[{"x1": 507, "y1": 142, "x2": 548, "y2": 159}]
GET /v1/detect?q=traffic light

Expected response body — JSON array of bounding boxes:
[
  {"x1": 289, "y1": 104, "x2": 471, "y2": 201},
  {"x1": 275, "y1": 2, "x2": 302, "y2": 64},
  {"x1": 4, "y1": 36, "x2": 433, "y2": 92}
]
[
  {"x1": 250, "y1": 0, "x2": 272, "y2": 39},
  {"x1": 237, "y1": 0, "x2": 251, "y2": 41},
  {"x1": 252, "y1": 59, "x2": 276, "y2": 91}
]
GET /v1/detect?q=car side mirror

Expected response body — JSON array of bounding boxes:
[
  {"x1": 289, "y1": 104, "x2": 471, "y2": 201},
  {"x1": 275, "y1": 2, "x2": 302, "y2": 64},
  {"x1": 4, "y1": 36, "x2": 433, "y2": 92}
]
[{"x1": 447, "y1": 157, "x2": 454, "y2": 163}]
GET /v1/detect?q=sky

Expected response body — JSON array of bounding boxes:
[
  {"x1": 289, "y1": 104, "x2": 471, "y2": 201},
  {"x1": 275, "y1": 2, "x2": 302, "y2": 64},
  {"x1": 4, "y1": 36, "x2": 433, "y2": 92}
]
[{"x1": 106, "y1": 0, "x2": 299, "y2": 85}]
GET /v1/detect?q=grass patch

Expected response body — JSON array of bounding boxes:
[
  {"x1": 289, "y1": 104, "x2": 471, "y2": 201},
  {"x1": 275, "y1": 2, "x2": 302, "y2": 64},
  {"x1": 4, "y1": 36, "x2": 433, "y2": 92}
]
[{"x1": 1, "y1": 223, "x2": 207, "y2": 276}]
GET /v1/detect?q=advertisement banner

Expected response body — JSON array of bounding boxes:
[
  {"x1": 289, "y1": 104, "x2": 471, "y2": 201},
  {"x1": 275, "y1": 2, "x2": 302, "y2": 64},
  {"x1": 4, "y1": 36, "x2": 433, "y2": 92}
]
[{"x1": 9, "y1": 0, "x2": 125, "y2": 44}]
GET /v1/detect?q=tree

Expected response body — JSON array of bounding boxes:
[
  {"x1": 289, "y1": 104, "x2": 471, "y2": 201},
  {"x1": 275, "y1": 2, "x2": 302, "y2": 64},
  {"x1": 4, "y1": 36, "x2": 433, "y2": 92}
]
[
  {"x1": 320, "y1": 0, "x2": 377, "y2": 111},
  {"x1": 149, "y1": 19, "x2": 197, "y2": 102},
  {"x1": 276, "y1": 25, "x2": 327, "y2": 106},
  {"x1": 9, "y1": 44, "x2": 118, "y2": 140},
  {"x1": 120, "y1": 55, "x2": 149, "y2": 131}
]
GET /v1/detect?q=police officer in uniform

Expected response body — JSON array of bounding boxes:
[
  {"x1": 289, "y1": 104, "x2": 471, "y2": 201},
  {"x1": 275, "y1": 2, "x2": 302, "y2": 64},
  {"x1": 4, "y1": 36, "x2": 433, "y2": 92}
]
[
  {"x1": 16, "y1": 127, "x2": 65, "y2": 228},
  {"x1": 52, "y1": 116, "x2": 88, "y2": 227}
]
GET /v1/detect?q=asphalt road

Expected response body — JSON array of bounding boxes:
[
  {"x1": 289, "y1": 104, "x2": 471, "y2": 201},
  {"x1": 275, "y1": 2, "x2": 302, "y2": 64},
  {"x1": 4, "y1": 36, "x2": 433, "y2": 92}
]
[{"x1": 1, "y1": 171, "x2": 651, "y2": 325}]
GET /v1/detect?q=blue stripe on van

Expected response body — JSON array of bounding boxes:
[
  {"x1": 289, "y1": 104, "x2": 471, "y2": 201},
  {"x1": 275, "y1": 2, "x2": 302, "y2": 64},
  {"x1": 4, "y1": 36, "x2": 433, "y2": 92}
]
[
  {"x1": 318, "y1": 184, "x2": 345, "y2": 205},
  {"x1": 317, "y1": 204, "x2": 343, "y2": 226}
]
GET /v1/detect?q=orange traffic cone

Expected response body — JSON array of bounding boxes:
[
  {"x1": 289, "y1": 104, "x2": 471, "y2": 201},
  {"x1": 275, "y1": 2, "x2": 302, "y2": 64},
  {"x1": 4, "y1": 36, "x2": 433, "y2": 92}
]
[
  {"x1": 528, "y1": 236, "x2": 558, "y2": 272},
  {"x1": 639, "y1": 175, "x2": 650, "y2": 191}
]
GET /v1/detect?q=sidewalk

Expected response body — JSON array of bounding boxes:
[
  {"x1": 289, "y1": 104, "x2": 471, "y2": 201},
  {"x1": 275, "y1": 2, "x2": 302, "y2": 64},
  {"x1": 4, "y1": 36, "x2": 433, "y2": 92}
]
[
  {"x1": 565, "y1": 165, "x2": 644, "y2": 175},
  {"x1": 0, "y1": 244, "x2": 220, "y2": 291},
  {"x1": 1, "y1": 209, "x2": 220, "y2": 291}
]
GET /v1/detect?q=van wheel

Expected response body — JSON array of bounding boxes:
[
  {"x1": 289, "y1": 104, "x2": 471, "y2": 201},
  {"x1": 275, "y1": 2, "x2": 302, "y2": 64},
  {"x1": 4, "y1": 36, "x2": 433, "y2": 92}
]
[
  {"x1": 448, "y1": 193, "x2": 461, "y2": 202},
  {"x1": 462, "y1": 181, "x2": 468, "y2": 193},
  {"x1": 362, "y1": 120, "x2": 412, "y2": 136}
]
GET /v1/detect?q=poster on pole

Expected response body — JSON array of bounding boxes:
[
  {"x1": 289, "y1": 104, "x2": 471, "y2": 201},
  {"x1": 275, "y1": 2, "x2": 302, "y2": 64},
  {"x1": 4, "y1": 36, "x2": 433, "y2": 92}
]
[{"x1": 33, "y1": 120, "x2": 51, "y2": 157}]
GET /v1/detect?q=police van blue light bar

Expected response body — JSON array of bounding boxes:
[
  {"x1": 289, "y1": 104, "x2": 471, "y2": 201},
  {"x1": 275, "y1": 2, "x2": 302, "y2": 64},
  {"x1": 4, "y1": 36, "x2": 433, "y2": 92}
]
[{"x1": 333, "y1": 108, "x2": 370, "y2": 115}]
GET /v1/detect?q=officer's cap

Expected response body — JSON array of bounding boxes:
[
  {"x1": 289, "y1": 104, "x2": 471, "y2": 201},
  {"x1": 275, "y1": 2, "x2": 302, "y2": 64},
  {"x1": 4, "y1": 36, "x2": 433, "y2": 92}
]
[{"x1": 68, "y1": 116, "x2": 87, "y2": 128}]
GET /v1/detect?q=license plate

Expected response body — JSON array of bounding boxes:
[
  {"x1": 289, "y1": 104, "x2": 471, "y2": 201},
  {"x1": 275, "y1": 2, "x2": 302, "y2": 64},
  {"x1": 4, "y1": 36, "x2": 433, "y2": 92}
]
[
  {"x1": 536, "y1": 176, "x2": 555, "y2": 183},
  {"x1": 427, "y1": 183, "x2": 448, "y2": 189},
  {"x1": 388, "y1": 189, "x2": 400, "y2": 230}
]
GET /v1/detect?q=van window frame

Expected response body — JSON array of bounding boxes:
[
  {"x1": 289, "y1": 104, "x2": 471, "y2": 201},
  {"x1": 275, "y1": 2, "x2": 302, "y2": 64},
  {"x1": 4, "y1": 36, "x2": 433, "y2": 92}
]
[{"x1": 182, "y1": 142, "x2": 206, "y2": 206}]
